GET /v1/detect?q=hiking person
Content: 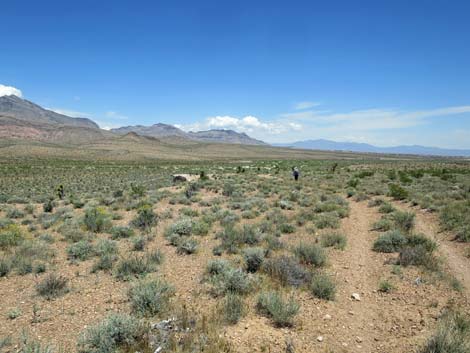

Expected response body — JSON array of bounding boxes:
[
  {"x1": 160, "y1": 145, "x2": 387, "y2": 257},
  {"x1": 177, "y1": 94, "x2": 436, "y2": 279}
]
[{"x1": 292, "y1": 166, "x2": 300, "y2": 181}]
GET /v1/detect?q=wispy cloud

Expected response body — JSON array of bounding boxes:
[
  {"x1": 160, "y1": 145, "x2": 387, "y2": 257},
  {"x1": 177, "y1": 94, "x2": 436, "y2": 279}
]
[
  {"x1": 0, "y1": 84, "x2": 22, "y2": 97},
  {"x1": 105, "y1": 111, "x2": 128, "y2": 120},
  {"x1": 47, "y1": 108, "x2": 92, "y2": 118},
  {"x1": 293, "y1": 101, "x2": 321, "y2": 110}
]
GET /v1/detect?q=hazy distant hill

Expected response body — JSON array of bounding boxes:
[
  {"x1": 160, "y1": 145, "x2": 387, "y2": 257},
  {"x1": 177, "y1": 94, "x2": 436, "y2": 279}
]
[
  {"x1": 111, "y1": 124, "x2": 266, "y2": 145},
  {"x1": 274, "y1": 139, "x2": 470, "y2": 157},
  {"x1": 188, "y1": 129, "x2": 266, "y2": 145},
  {"x1": 110, "y1": 123, "x2": 189, "y2": 139}
]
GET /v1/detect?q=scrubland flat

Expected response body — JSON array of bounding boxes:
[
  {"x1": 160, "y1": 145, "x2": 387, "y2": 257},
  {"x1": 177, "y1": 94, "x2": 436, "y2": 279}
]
[{"x1": 1, "y1": 157, "x2": 469, "y2": 353}]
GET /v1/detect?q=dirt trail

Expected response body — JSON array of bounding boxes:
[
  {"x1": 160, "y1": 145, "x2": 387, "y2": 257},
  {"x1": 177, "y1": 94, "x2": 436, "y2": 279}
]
[
  {"x1": 330, "y1": 200, "x2": 385, "y2": 352},
  {"x1": 393, "y1": 201, "x2": 470, "y2": 298}
]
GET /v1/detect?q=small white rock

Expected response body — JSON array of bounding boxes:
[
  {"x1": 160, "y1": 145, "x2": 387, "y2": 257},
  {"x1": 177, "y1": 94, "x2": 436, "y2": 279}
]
[
  {"x1": 352, "y1": 293, "x2": 361, "y2": 301},
  {"x1": 323, "y1": 314, "x2": 332, "y2": 320},
  {"x1": 317, "y1": 336, "x2": 324, "y2": 342}
]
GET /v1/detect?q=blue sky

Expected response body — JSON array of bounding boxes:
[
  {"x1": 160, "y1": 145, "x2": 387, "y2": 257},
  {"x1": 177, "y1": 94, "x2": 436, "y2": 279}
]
[{"x1": 1, "y1": 0, "x2": 470, "y2": 147}]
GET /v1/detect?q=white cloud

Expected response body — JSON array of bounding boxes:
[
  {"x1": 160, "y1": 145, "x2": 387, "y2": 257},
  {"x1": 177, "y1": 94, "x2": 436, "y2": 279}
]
[
  {"x1": 0, "y1": 84, "x2": 23, "y2": 97},
  {"x1": 178, "y1": 115, "x2": 303, "y2": 136},
  {"x1": 294, "y1": 101, "x2": 320, "y2": 110}
]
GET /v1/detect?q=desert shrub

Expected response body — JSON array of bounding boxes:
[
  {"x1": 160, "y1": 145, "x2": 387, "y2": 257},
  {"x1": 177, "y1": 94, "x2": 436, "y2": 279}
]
[
  {"x1": 373, "y1": 230, "x2": 407, "y2": 253},
  {"x1": 223, "y1": 293, "x2": 246, "y2": 324},
  {"x1": 392, "y1": 211, "x2": 415, "y2": 234},
  {"x1": 114, "y1": 256, "x2": 155, "y2": 281},
  {"x1": 279, "y1": 223, "x2": 296, "y2": 234},
  {"x1": 67, "y1": 240, "x2": 94, "y2": 261},
  {"x1": 92, "y1": 253, "x2": 117, "y2": 273},
  {"x1": 132, "y1": 236, "x2": 147, "y2": 251},
  {"x1": 378, "y1": 279, "x2": 394, "y2": 293},
  {"x1": 372, "y1": 218, "x2": 393, "y2": 231},
  {"x1": 315, "y1": 213, "x2": 340, "y2": 229},
  {"x1": 310, "y1": 272, "x2": 336, "y2": 300},
  {"x1": 265, "y1": 235, "x2": 284, "y2": 251},
  {"x1": 94, "y1": 239, "x2": 118, "y2": 256},
  {"x1": 128, "y1": 279, "x2": 174, "y2": 317},
  {"x1": 406, "y1": 233, "x2": 437, "y2": 252},
  {"x1": 440, "y1": 201, "x2": 470, "y2": 241},
  {"x1": 379, "y1": 202, "x2": 395, "y2": 214},
  {"x1": 206, "y1": 259, "x2": 231, "y2": 276},
  {"x1": 388, "y1": 184, "x2": 408, "y2": 200},
  {"x1": 208, "y1": 266, "x2": 253, "y2": 296},
  {"x1": 243, "y1": 247, "x2": 265, "y2": 273},
  {"x1": 131, "y1": 205, "x2": 157, "y2": 231},
  {"x1": 222, "y1": 183, "x2": 235, "y2": 197},
  {"x1": 320, "y1": 232, "x2": 347, "y2": 250},
  {"x1": 18, "y1": 335, "x2": 54, "y2": 353},
  {"x1": 77, "y1": 313, "x2": 142, "y2": 353},
  {"x1": 110, "y1": 226, "x2": 134, "y2": 239},
  {"x1": 192, "y1": 220, "x2": 210, "y2": 236},
  {"x1": 419, "y1": 311, "x2": 470, "y2": 353},
  {"x1": 6, "y1": 207, "x2": 25, "y2": 219},
  {"x1": 60, "y1": 222, "x2": 87, "y2": 243},
  {"x1": 455, "y1": 226, "x2": 470, "y2": 242},
  {"x1": 83, "y1": 207, "x2": 111, "y2": 233},
  {"x1": 263, "y1": 256, "x2": 311, "y2": 287},
  {"x1": 0, "y1": 224, "x2": 25, "y2": 249},
  {"x1": 0, "y1": 257, "x2": 11, "y2": 277},
  {"x1": 368, "y1": 198, "x2": 385, "y2": 207},
  {"x1": 256, "y1": 291, "x2": 300, "y2": 327},
  {"x1": 293, "y1": 243, "x2": 326, "y2": 267},
  {"x1": 165, "y1": 217, "x2": 192, "y2": 238},
  {"x1": 16, "y1": 258, "x2": 33, "y2": 275},
  {"x1": 397, "y1": 245, "x2": 439, "y2": 271},
  {"x1": 36, "y1": 273, "x2": 69, "y2": 299},
  {"x1": 176, "y1": 237, "x2": 199, "y2": 255}
]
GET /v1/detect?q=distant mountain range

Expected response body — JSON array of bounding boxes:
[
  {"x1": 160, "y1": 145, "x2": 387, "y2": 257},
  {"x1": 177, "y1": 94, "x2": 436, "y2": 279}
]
[
  {"x1": 274, "y1": 139, "x2": 470, "y2": 157},
  {"x1": 0, "y1": 95, "x2": 265, "y2": 145},
  {"x1": 110, "y1": 124, "x2": 266, "y2": 145}
]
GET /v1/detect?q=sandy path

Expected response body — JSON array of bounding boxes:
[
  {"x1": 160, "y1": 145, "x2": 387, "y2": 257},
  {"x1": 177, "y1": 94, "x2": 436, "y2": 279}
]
[{"x1": 392, "y1": 201, "x2": 470, "y2": 298}]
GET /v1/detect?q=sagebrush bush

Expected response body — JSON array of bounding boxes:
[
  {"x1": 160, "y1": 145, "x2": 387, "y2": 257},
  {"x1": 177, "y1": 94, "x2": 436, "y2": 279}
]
[
  {"x1": 77, "y1": 313, "x2": 142, "y2": 353},
  {"x1": 420, "y1": 311, "x2": 470, "y2": 353},
  {"x1": 392, "y1": 211, "x2": 415, "y2": 234},
  {"x1": 176, "y1": 237, "x2": 198, "y2": 254},
  {"x1": 320, "y1": 232, "x2": 347, "y2": 250},
  {"x1": 110, "y1": 226, "x2": 134, "y2": 239},
  {"x1": 310, "y1": 272, "x2": 336, "y2": 300},
  {"x1": 388, "y1": 184, "x2": 408, "y2": 200},
  {"x1": 208, "y1": 265, "x2": 253, "y2": 296},
  {"x1": 223, "y1": 293, "x2": 245, "y2": 324},
  {"x1": 243, "y1": 247, "x2": 265, "y2": 273},
  {"x1": 373, "y1": 230, "x2": 407, "y2": 253},
  {"x1": 36, "y1": 273, "x2": 69, "y2": 299},
  {"x1": 131, "y1": 205, "x2": 157, "y2": 231},
  {"x1": 0, "y1": 224, "x2": 25, "y2": 249},
  {"x1": 128, "y1": 279, "x2": 174, "y2": 317},
  {"x1": 293, "y1": 243, "x2": 326, "y2": 267},
  {"x1": 114, "y1": 256, "x2": 155, "y2": 281},
  {"x1": 257, "y1": 291, "x2": 300, "y2": 327},
  {"x1": 397, "y1": 245, "x2": 439, "y2": 271},
  {"x1": 263, "y1": 256, "x2": 311, "y2": 287},
  {"x1": 67, "y1": 240, "x2": 94, "y2": 261}
]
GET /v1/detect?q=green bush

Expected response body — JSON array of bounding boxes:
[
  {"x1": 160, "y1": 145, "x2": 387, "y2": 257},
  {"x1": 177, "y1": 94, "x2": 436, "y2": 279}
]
[
  {"x1": 392, "y1": 211, "x2": 415, "y2": 234},
  {"x1": 263, "y1": 256, "x2": 311, "y2": 287},
  {"x1": 378, "y1": 279, "x2": 394, "y2": 293},
  {"x1": 110, "y1": 226, "x2": 134, "y2": 239},
  {"x1": 388, "y1": 184, "x2": 408, "y2": 200},
  {"x1": 420, "y1": 311, "x2": 470, "y2": 353},
  {"x1": 83, "y1": 207, "x2": 111, "y2": 233},
  {"x1": 223, "y1": 293, "x2": 245, "y2": 324},
  {"x1": 36, "y1": 273, "x2": 69, "y2": 300},
  {"x1": 128, "y1": 279, "x2": 174, "y2": 317},
  {"x1": 243, "y1": 247, "x2": 265, "y2": 273},
  {"x1": 77, "y1": 313, "x2": 142, "y2": 353},
  {"x1": 373, "y1": 230, "x2": 407, "y2": 253},
  {"x1": 0, "y1": 224, "x2": 25, "y2": 249},
  {"x1": 378, "y1": 202, "x2": 395, "y2": 214},
  {"x1": 131, "y1": 205, "x2": 157, "y2": 231},
  {"x1": 293, "y1": 243, "x2": 326, "y2": 267},
  {"x1": 257, "y1": 291, "x2": 300, "y2": 327},
  {"x1": 397, "y1": 245, "x2": 439, "y2": 271},
  {"x1": 67, "y1": 240, "x2": 94, "y2": 261},
  {"x1": 320, "y1": 232, "x2": 347, "y2": 250},
  {"x1": 114, "y1": 256, "x2": 155, "y2": 281},
  {"x1": 372, "y1": 218, "x2": 393, "y2": 231},
  {"x1": 310, "y1": 272, "x2": 336, "y2": 300},
  {"x1": 176, "y1": 237, "x2": 198, "y2": 254},
  {"x1": 208, "y1": 266, "x2": 253, "y2": 296}
]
